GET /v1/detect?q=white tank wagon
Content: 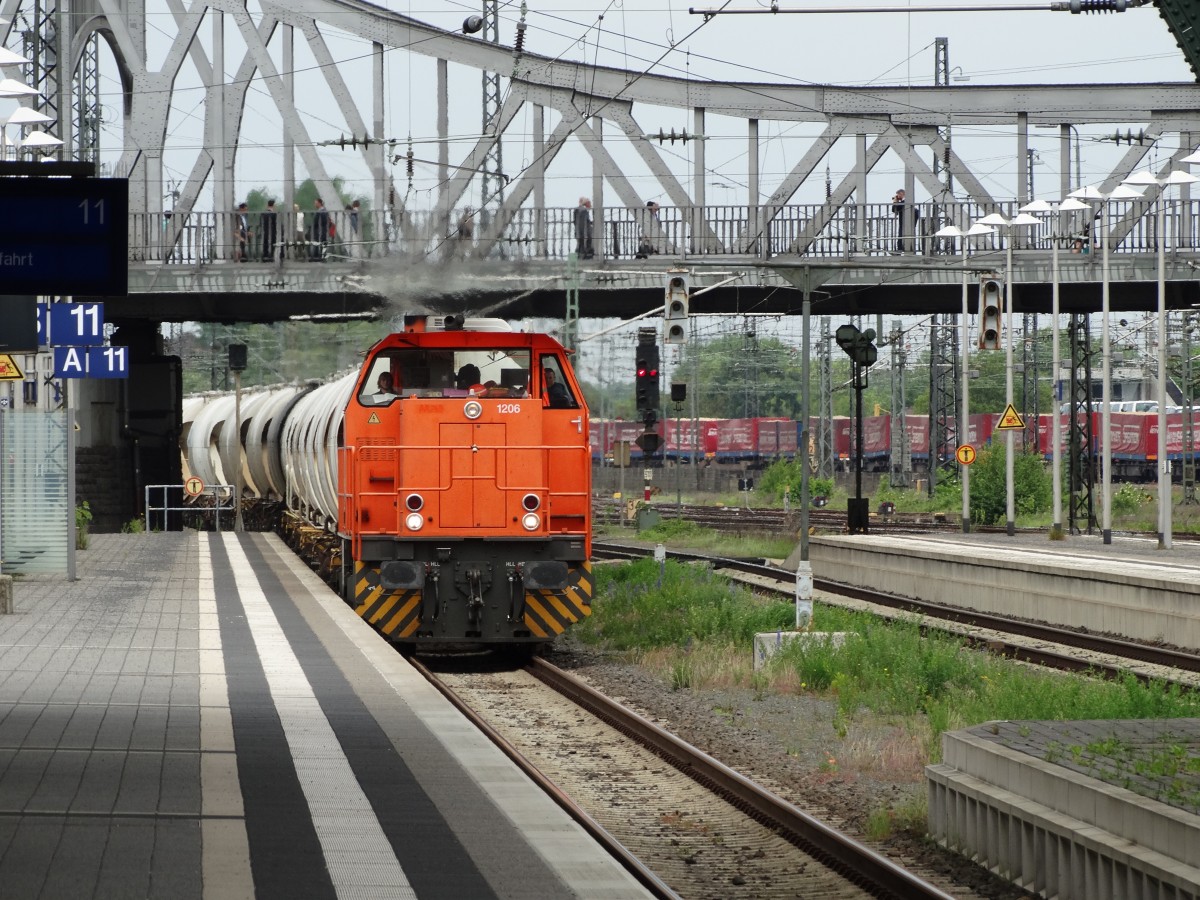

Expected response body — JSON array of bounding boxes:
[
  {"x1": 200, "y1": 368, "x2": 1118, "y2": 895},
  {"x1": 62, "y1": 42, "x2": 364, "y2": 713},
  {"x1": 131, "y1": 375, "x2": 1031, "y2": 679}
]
[
  {"x1": 278, "y1": 373, "x2": 356, "y2": 524},
  {"x1": 180, "y1": 376, "x2": 357, "y2": 526}
]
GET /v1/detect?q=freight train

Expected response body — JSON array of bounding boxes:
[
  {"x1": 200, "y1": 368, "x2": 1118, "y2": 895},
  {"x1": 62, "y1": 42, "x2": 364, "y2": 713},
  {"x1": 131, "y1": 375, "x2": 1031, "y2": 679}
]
[
  {"x1": 182, "y1": 315, "x2": 594, "y2": 651},
  {"x1": 593, "y1": 409, "x2": 1197, "y2": 482}
]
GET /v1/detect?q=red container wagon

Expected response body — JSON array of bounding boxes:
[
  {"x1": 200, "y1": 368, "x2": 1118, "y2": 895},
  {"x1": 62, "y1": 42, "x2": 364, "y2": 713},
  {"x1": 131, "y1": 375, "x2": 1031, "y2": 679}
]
[
  {"x1": 755, "y1": 417, "x2": 798, "y2": 459},
  {"x1": 716, "y1": 418, "x2": 757, "y2": 461},
  {"x1": 902, "y1": 415, "x2": 930, "y2": 467}
]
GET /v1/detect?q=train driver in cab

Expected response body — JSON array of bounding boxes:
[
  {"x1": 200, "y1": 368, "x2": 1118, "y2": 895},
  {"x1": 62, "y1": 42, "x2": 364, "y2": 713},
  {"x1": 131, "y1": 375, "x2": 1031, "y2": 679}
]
[
  {"x1": 371, "y1": 371, "x2": 399, "y2": 403},
  {"x1": 542, "y1": 362, "x2": 575, "y2": 409}
]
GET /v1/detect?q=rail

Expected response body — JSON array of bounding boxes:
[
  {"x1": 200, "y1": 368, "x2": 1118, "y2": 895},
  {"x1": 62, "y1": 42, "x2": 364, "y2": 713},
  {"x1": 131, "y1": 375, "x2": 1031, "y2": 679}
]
[{"x1": 127, "y1": 199, "x2": 1200, "y2": 266}]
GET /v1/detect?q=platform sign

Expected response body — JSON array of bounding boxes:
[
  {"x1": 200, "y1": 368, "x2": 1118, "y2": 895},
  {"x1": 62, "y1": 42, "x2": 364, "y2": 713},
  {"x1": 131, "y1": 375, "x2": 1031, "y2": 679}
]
[
  {"x1": 0, "y1": 178, "x2": 129, "y2": 295},
  {"x1": 53, "y1": 345, "x2": 129, "y2": 378},
  {"x1": 0, "y1": 354, "x2": 24, "y2": 380},
  {"x1": 88, "y1": 345, "x2": 129, "y2": 378},
  {"x1": 995, "y1": 404, "x2": 1026, "y2": 431},
  {"x1": 956, "y1": 444, "x2": 977, "y2": 466},
  {"x1": 47, "y1": 302, "x2": 105, "y2": 346}
]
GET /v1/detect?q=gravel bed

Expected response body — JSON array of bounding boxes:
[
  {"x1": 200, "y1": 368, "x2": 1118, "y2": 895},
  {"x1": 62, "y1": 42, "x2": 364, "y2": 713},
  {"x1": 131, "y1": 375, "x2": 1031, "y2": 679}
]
[{"x1": 544, "y1": 641, "x2": 1035, "y2": 900}]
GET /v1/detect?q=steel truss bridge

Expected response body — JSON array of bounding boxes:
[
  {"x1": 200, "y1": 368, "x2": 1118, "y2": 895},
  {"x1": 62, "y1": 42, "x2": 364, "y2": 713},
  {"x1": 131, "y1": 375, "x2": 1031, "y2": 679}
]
[{"x1": 4, "y1": 0, "x2": 1200, "y2": 531}]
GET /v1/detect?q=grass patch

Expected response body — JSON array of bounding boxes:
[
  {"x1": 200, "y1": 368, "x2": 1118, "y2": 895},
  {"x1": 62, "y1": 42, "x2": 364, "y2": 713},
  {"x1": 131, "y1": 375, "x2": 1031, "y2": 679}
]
[
  {"x1": 585, "y1": 564, "x2": 1200, "y2": 768},
  {"x1": 579, "y1": 558, "x2": 795, "y2": 649},
  {"x1": 607, "y1": 517, "x2": 799, "y2": 560}
]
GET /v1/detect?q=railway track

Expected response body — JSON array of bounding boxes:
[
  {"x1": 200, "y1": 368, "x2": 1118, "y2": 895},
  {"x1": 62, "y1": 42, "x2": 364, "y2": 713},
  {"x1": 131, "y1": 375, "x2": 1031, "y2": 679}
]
[
  {"x1": 594, "y1": 540, "x2": 1200, "y2": 685},
  {"x1": 413, "y1": 655, "x2": 957, "y2": 900}
]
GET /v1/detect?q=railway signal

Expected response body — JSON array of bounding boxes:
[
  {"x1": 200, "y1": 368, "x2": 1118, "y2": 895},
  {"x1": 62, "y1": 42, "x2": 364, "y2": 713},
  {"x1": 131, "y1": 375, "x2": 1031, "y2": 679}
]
[
  {"x1": 979, "y1": 276, "x2": 1003, "y2": 350},
  {"x1": 834, "y1": 323, "x2": 878, "y2": 367},
  {"x1": 664, "y1": 272, "x2": 689, "y2": 344},
  {"x1": 834, "y1": 323, "x2": 878, "y2": 535},
  {"x1": 635, "y1": 328, "x2": 660, "y2": 418}
]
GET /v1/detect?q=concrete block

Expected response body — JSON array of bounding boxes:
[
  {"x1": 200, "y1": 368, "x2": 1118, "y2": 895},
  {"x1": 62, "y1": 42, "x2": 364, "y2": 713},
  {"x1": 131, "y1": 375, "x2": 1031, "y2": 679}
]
[
  {"x1": 753, "y1": 631, "x2": 852, "y2": 670},
  {"x1": 0, "y1": 575, "x2": 11, "y2": 614}
]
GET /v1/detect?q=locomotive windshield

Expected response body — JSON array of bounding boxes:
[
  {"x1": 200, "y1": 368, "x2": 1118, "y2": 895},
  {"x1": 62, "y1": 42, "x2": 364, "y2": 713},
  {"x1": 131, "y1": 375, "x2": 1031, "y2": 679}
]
[{"x1": 359, "y1": 347, "x2": 533, "y2": 404}]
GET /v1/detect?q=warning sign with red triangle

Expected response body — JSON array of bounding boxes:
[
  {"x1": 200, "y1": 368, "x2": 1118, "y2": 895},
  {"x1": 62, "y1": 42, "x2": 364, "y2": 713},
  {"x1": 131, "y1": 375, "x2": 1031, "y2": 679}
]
[
  {"x1": 995, "y1": 404, "x2": 1026, "y2": 431},
  {"x1": 0, "y1": 354, "x2": 24, "y2": 381}
]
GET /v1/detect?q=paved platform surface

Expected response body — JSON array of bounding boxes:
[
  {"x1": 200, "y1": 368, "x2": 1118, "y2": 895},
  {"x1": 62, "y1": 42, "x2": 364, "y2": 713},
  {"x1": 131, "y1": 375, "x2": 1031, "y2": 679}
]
[{"x1": 0, "y1": 532, "x2": 652, "y2": 900}]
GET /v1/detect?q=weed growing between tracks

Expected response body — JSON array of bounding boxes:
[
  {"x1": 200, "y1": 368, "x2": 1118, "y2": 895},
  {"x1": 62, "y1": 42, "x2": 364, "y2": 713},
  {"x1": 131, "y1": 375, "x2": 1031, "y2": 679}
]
[{"x1": 578, "y1": 559, "x2": 1200, "y2": 833}]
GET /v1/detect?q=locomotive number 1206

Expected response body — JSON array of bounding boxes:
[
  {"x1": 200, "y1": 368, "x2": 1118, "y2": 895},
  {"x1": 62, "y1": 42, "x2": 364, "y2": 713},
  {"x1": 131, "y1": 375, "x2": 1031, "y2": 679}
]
[{"x1": 496, "y1": 403, "x2": 523, "y2": 414}]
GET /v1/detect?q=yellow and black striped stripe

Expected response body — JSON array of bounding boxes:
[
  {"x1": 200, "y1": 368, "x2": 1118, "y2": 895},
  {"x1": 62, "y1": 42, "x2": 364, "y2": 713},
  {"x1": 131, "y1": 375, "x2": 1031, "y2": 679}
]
[
  {"x1": 524, "y1": 562, "x2": 593, "y2": 638},
  {"x1": 351, "y1": 560, "x2": 593, "y2": 641}
]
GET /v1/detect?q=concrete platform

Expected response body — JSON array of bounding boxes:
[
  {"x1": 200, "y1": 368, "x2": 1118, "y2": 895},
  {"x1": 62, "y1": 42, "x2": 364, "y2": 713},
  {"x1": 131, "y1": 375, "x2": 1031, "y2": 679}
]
[
  {"x1": 928, "y1": 719, "x2": 1200, "y2": 900},
  {"x1": 809, "y1": 531, "x2": 1200, "y2": 652},
  {"x1": 0, "y1": 532, "x2": 653, "y2": 900}
]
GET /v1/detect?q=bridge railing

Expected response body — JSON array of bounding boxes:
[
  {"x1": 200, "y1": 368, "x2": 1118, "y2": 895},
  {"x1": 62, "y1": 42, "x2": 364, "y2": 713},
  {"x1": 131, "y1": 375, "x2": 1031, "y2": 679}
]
[{"x1": 126, "y1": 200, "x2": 1200, "y2": 266}]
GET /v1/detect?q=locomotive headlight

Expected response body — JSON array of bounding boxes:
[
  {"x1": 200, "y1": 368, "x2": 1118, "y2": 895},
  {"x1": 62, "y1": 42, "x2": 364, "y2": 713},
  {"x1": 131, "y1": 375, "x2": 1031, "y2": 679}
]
[
  {"x1": 521, "y1": 512, "x2": 541, "y2": 531},
  {"x1": 405, "y1": 512, "x2": 425, "y2": 531},
  {"x1": 521, "y1": 493, "x2": 541, "y2": 511},
  {"x1": 464, "y1": 400, "x2": 482, "y2": 420},
  {"x1": 405, "y1": 493, "x2": 424, "y2": 512}
]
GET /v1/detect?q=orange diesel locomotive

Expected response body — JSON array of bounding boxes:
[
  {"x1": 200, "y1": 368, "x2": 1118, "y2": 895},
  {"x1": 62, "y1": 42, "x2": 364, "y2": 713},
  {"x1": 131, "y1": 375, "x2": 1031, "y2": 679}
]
[
  {"x1": 340, "y1": 315, "x2": 593, "y2": 647},
  {"x1": 183, "y1": 314, "x2": 594, "y2": 650}
]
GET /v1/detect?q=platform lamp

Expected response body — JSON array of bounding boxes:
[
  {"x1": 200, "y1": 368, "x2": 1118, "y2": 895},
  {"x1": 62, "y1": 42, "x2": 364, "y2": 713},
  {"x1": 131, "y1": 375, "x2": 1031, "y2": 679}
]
[
  {"x1": 1020, "y1": 197, "x2": 1085, "y2": 537},
  {"x1": 229, "y1": 343, "x2": 248, "y2": 532},
  {"x1": 975, "y1": 210, "x2": 1041, "y2": 536},
  {"x1": 933, "y1": 221, "x2": 995, "y2": 533},
  {"x1": 1122, "y1": 167, "x2": 1199, "y2": 550},
  {"x1": 1066, "y1": 183, "x2": 1146, "y2": 544}
]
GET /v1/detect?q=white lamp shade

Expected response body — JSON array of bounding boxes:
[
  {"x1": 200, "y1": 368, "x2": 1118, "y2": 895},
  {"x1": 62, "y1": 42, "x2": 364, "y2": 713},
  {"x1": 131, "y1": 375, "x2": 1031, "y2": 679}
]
[
  {"x1": 1010, "y1": 213, "x2": 1042, "y2": 226},
  {"x1": 1164, "y1": 169, "x2": 1199, "y2": 185},
  {"x1": 977, "y1": 212, "x2": 1011, "y2": 226},
  {"x1": 1019, "y1": 200, "x2": 1056, "y2": 213},
  {"x1": 935, "y1": 225, "x2": 965, "y2": 237},
  {"x1": 20, "y1": 130, "x2": 63, "y2": 148},
  {"x1": 0, "y1": 78, "x2": 38, "y2": 97},
  {"x1": 0, "y1": 47, "x2": 29, "y2": 66},
  {"x1": 965, "y1": 223, "x2": 996, "y2": 236},
  {"x1": 1059, "y1": 197, "x2": 1093, "y2": 211},
  {"x1": 5, "y1": 107, "x2": 53, "y2": 126},
  {"x1": 1107, "y1": 184, "x2": 1144, "y2": 200},
  {"x1": 1122, "y1": 170, "x2": 1160, "y2": 186},
  {"x1": 1182, "y1": 149, "x2": 1200, "y2": 164},
  {"x1": 1069, "y1": 185, "x2": 1107, "y2": 200}
]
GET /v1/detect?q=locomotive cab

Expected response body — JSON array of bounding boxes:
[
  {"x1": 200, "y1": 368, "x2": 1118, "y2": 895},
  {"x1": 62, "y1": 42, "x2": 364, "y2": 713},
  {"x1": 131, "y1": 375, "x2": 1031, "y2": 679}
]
[{"x1": 337, "y1": 317, "x2": 593, "y2": 648}]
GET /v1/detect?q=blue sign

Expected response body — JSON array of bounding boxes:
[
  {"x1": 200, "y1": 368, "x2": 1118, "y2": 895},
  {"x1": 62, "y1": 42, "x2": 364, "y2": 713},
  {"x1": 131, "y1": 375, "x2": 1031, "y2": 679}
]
[
  {"x1": 88, "y1": 345, "x2": 128, "y2": 378},
  {"x1": 54, "y1": 346, "x2": 88, "y2": 378},
  {"x1": 47, "y1": 303, "x2": 105, "y2": 346},
  {"x1": 53, "y1": 345, "x2": 129, "y2": 379},
  {"x1": 0, "y1": 178, "x2": 128, "y2": 296}
]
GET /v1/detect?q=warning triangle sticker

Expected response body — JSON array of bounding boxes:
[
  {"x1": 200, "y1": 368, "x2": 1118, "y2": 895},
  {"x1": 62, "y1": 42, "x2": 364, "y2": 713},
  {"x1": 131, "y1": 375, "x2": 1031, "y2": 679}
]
[
  {"x1": 367, "y1": 412, "x2": 381, "y2": 424},
  {"x1": 0, "y1": 354, "x2": 24, "y2": 381},
  {"x1": 995, "y1": 404, "x2": 1025, "y2": 430}
]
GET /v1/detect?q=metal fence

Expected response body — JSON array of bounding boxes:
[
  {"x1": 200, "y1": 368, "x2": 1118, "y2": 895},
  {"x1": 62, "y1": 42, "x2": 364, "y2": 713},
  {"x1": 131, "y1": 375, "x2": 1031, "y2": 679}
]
[
  {"x1": 125, "y1": 199, "x2": 1200, "y2": 266},
  {"x1": 144, "y1": 484, "x2": 235, "y2": 532}
]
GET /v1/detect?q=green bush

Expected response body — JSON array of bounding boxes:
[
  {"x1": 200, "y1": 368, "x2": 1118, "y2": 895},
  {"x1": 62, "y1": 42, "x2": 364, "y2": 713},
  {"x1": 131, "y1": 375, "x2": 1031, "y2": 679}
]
[{"x1": 966, "y1": 443, "x2": 1051, "y2": 526}]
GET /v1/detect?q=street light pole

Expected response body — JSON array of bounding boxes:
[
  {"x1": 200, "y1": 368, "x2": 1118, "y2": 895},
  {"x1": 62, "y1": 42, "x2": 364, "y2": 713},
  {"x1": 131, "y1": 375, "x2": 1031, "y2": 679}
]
[
  {"x1": 1021, "y1": 198, "x2": 1068, "y2": 535},
  {"x1": 978, "y1": 211, "x2": 1040, "y2": 535},
  {"x1": 1123, "y1": 166, "x2": 1199, "y2": 549},
  {"x1": 935, "y1": 221, "x2": 996, "y2": 533},
  {"x1": 1069, "y1": 183, "x2": 1145, "y2": 544}
]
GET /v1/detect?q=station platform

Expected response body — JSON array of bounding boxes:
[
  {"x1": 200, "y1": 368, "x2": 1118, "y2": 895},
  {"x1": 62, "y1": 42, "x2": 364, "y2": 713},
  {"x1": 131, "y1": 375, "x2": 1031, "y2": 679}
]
[
  {"x1": 808, "y1": 529, "x2": 1200, "y2": 652},
  {"x1": 0, "y1": 532, "x2": 652, "y2": 900}
]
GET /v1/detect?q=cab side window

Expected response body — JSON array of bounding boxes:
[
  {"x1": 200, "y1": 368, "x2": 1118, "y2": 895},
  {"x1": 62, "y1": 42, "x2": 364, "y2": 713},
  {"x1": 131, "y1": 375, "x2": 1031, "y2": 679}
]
[{"x1": 540, "y1": 357, "x2": 576, "y2": 409}]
